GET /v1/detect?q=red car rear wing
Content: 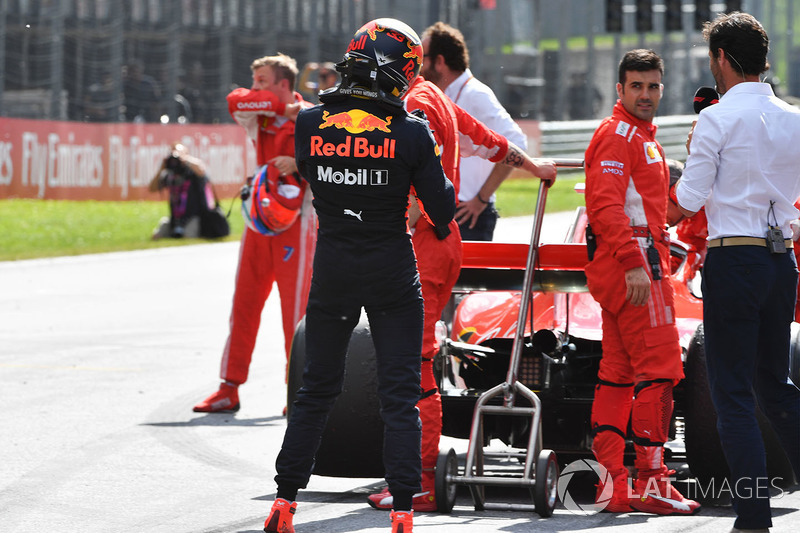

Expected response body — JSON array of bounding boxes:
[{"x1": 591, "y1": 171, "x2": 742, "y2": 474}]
[
  {"x1": 457, "y1": 242, "x2": 589, "y2": 293},
  {"x1": 461, "y1": 242, "x2": 589, "y2": 271}
]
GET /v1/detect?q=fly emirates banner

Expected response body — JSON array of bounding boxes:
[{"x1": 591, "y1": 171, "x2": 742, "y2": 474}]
[{"x1": 0, "y1": 117, "x2": 256, "y2": 200}]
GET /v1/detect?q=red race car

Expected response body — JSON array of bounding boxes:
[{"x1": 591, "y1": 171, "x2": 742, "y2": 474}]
[{"x1": 287, "y1": 189, "x2": 799, "y2": 512}]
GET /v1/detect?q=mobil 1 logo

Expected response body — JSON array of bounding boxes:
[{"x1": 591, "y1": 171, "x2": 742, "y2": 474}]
[{"x1": 318, "y1": 165, "x2": 389, "y2": 186}]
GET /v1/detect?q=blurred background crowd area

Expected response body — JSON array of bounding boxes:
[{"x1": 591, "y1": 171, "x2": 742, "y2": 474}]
[{"x1": 1, "y1": 0, "x2": 798, "y2": 126}]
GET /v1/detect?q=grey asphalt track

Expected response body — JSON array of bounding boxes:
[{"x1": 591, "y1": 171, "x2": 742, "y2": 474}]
[{"x1": 1, "y1": 213, "x2": 797, "y2": 532}]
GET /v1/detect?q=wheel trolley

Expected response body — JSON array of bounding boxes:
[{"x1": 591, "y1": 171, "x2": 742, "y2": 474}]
[{"x1": 435, "y1": 159, "x2": 585, "y2": 517}]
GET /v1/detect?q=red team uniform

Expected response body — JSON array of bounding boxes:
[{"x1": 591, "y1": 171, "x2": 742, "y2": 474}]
[
  {"x1": 222, "y1": 88, "x2": 316, "y2": 384},
  {"x1": 193, "y1": 87, "x2": 316, "y2": 414},
  {"x1": 585, "y1": 100, "x2": 697, "y2": 514}
]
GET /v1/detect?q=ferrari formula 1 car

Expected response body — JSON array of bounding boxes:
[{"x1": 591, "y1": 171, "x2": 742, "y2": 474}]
[{"x1": 287, "y1": 181, "x2": 799, "y2": 514}]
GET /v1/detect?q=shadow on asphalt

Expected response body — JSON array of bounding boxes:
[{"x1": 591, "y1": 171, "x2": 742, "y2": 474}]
[{"x1": 142, "y1": 413, "x2": 285, "y2": 427}]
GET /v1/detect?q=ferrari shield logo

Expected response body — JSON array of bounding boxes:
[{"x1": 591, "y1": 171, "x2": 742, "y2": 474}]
[{"x1": 643, "y1": 142, "x2": 662, "y2": 164}]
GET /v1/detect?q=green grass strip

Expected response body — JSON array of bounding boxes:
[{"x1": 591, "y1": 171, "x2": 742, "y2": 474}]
[{"x1": 0, "y1": 172, "x2": 585, "y2": 261}]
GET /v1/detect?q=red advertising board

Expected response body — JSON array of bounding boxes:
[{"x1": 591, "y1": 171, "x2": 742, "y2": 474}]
[
  {"x1": 0, "y1": 118, "x2": 256, "y2": 201},
  {"x1": 0, "y1": 117, "x2": 543, "y2": 201}
]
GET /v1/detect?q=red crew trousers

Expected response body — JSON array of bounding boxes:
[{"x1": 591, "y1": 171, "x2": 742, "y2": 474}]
[
  {"x1": 413, "y1": 221, "x2": 462, "y2": 489},
  {"x1": 219, "y1": 215, "x2": 315, "y2": 385},
  {"x1": 591, "y1": 278, "x2": 683, "y2": 477}
]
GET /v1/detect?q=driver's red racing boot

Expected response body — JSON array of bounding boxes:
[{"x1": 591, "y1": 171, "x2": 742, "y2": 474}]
[
  {"x1": 390, "y1": 510, "x2": 413, "y2": 533},
  {"x1": 193, "y1": 382, "x2": 240, "y2": 413},
  {"x1": 630, "y1": 466, "x2": 701, "y2": 515},
  {"x1": 367, "y1": 487, "x2": 437, "y2": 512},
  {"x1": 263, "y1": 498, "x2": 296, "y2": 533}
]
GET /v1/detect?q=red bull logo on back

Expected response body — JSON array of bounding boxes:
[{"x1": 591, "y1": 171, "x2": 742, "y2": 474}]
[{"x1": 319, "y1": 109, "x2": 392, "y2": 134}]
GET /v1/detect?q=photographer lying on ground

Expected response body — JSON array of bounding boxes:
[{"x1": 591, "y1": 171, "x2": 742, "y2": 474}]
[{"x1": 149, "y1": 143, "x2": 228, "y2": 239}]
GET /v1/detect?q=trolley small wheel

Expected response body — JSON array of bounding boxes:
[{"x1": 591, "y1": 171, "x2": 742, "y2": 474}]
[
  {"x1": 534, "y1": 449, "x2": 559, "y2": 517},
  {"x1": 434, "y1": 448, "x2": 458, "y2": 513}
]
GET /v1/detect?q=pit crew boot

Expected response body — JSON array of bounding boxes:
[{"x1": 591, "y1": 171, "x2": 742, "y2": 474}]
[
  {"x1": 390, "y1": 510, "x2": 413, "y2": 533},
  {"x1": 596, "y1": 467, "x2": 633, "y2": 513},
  {"x1": 193, "y1": 382, "x2": 240, "y2": 413},
  {"x1": 591, "y1": 381, "x2": 634, "y2": 512},
  {"x1": 367, "y1": 482, "x2": 437, "y2": 512},
  {"x1": 630, "y1": 465, "x2": 701, "y2": 515},
  {"x1": 263, "y1": 498, "x2": 296, "y2": 533}
]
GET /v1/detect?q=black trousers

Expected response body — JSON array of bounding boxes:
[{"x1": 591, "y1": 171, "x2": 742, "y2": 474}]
[
  {"x1": 458, "y1": 202, "x2": 498, "y2": 241},
  {"x1": 703, "y1": 245, "x2": 800, "y2": 529},
  {"x1": 275, "y1": 237, "x2": 423, "y2": 497}
]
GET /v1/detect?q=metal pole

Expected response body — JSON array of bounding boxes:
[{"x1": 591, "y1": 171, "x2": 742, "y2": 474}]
[
  {"x1": 614, "y1": 32, "x2": 621, "y2": 101},
  {"x1": 504, "y1": 179, "x2": 548, "y2": 406},
  {"x1": 109, "y1": 3, "x2": 124, "y2": 122},
  {"x1": 308, "y1": 0, "x2": 320, "y2": 68},
  {"x1": 683, "y1": 0, "x2": 692, "y2": 113},
  {"x1": 556, "y1": 0, "x2": 570, "y2": 120},
  {"x1": 51, "y1": 0, "x2": 65, "y2": 120},
  {"x1": 534, "y1": 0, "x2": 544, "y2": 120},
  {"x1": 767, "y1": 0, "x2": 776, "y2": 85},
  {"x1": 586, "y1": 0, "x2": 597, "y2": 119},
  {"x1": 661, "y1": 0, "x2": 672, "y2": 114},
  {"x1": 165, "y1": 1, "x2": 180, "y2": 123},
  {"x1": 0, "y1": 0, "x2": 6, "y2": 116},
  {"x1": 786, "y1": 0, "x2": 794, "y2": 96}
]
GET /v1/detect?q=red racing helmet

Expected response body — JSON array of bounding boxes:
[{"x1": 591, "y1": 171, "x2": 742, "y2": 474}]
[{"x1": 241, "y1": 164, "x2": 303, "y2": 236}]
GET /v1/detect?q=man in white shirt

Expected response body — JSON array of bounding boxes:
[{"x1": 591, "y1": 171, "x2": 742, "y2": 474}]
[
  {"x1": 420, "y1": 21, "x2": 527, "y2": 241},
  {"x1": 676, "y1": 12, "x2": 800, "y2": 532}
]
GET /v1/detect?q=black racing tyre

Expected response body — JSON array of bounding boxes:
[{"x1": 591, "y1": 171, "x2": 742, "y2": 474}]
[
  {"x1": 434, "y1": 448, "x2": 458, "y2": 513},
  {"x1": 533, "y1": 449, "x2": 559, "y2": 518},
  {"x1": 683, "y1": 324, "x2": 797, "y2": 487},
  {"x1": 684, "y1": 324, "x2": 730, "y2": 486},
  {"x1": 789, "y1": 322, "x2": 800, "y2": 388},
  {"x1": 286, "y1": 314, "x2": 385, "y2": 478}
]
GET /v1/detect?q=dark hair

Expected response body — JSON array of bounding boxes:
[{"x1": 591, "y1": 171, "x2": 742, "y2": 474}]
[
  {"x1": 421, "y1": 21, "x2": 469, "y2": 73},
  {"x1": 618, "y1": 49, "x2": 664, "y2": 85},
  {"x1": 703, "y1": 12, "x2": 769, "y2": 76},
  {"x1": 666, "y1": 158, "x2": 684, "y2": 189}
]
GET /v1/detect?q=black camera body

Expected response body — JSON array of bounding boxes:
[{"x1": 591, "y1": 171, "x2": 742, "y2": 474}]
[{"x1": 165, "y1": 154, "x2": 186, "y2": 173}]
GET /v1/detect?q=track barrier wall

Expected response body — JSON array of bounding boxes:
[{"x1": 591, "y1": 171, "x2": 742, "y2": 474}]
[
  {"x1": 0, "y1": 114, "x2": 694, "y2": 201},
  {"x1": 0, "y1": 118, "x2": 255, "y2": 201}
]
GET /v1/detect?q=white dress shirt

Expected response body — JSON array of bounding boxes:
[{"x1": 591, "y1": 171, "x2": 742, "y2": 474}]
[
  {"x1": 443, "y1": 69, "x2": 527, "y2": 203},
  {"x1": 676, "y1": 82, "x2": 800, "y2": 240}
]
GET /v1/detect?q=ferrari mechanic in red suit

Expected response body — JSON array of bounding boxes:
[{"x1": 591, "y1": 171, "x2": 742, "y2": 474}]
[
  {"x1": 367, "y1": 72, "x2": 556, "y2": 512},
  {"x1": 193, "y1": 53, "x2": 316, "y2": 414},
  {"x1": 584, "y1": 49, "x2": 699, "y2": 516}
]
